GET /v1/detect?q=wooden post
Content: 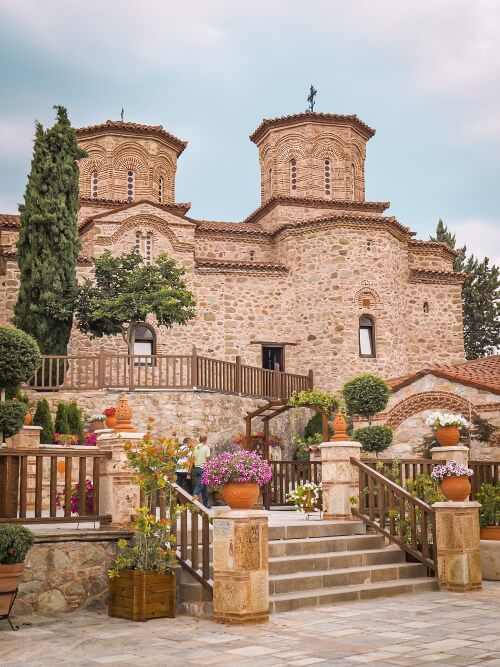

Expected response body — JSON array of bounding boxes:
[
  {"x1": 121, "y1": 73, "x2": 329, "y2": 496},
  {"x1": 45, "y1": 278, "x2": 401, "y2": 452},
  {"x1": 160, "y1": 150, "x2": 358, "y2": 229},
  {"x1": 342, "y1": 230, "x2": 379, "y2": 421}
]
[
  {"x1": 308, "y1": 369, "x2": 314, "y2": 389},
  {"x1": 191, "y1": 346, "x2": 198, "y2": 388},
  {"x1": 98, "y1": 348, "x2": 106, "y2": 389},
  {"x1": 321, "y1": 411, "x2": 329, "y2": 442},
  {"x1": 274, "y1": 369, "x2": 281, "y2": 399},
  {"x1": 235, "y1": 356, "x2": 241, "y2": 394},
  {"x1": 245, "y1": 415, "x2": 252, "y2": 451}
]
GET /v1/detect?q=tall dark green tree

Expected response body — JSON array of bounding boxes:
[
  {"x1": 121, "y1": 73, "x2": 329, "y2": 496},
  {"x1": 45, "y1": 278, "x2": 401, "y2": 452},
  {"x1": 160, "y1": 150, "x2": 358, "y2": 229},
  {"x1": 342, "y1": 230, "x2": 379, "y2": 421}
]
[
  {"x1": 13, "y1": 106, "x2": 86, "y2": 356},
  {"x1": 430, "y1": 220, "x2": 500, "y2": 359}
]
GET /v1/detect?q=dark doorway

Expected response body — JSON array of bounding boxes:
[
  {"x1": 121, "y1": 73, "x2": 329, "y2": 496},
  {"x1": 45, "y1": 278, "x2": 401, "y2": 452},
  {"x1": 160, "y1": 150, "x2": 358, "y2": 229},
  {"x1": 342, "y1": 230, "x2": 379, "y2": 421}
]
[{"x1": 262, "y1": 346, "x2": 285, "y2": 371}]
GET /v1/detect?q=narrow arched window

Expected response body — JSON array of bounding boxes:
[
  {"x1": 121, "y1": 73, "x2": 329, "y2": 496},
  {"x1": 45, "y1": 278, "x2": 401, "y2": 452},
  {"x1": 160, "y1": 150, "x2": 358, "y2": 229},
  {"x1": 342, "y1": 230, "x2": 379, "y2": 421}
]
[
  {"x1": 145, "y1": 232, "x2": 153, "y2": 265},
  {"x1": 324, "y1": 159, "x2": 331, "y2": 197},
  {"x1": 269, "y1": 168, "x2": 273, "y2": 197},
  {"x1": 290, "y1": 159, "x2": 297, "y2": 193},
  {"x1": 127, "y1": 170, "x2": 135, "y2": 202},
  {"x1": 159, "y1": 177, "x2": 164, "y2": 203},
  {"x1": 359, "y1": 315, "x2": 376, "y2": 358},
  {"x1": 351, "y1": 164, "x2": 355, "y2": 200},
  {"x1": 423, "y1": 301, "x2": 429, "y2": 314},
  {"x1": 91, "y1": 171, "x2": 98, "y2": 199},
  {"x1": 132, "y1": 323, "x2": 155, "y2": 364}
]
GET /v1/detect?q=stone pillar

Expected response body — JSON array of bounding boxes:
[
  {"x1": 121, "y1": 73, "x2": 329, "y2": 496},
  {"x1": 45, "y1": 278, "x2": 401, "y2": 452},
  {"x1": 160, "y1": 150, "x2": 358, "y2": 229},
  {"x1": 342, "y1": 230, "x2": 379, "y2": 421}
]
[
  {"x1": 6, "y1": 426, "x2": 42, "y2": 449},
  {"x1": 97, "y1": 431, "x2": 145, "y2": 527},
  {"x1": 433, "y1": 501, "x2": 482, "y2": 592},
  {"x1": 319, "y1": 441, "x2": 362, "y2": 520},
  {"x1": 212, "y1": 509, "x2": 269, "y2": 624},
  {"x1": 431, "y1": 445, "x2": 469, "y2": 467}
]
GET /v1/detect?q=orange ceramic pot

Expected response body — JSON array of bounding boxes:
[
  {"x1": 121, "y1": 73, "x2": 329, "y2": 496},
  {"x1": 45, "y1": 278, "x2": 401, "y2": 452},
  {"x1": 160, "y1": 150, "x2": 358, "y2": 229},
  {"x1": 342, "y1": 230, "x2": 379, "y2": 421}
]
[
  {"x1": 0, "y1": 563, "x2": 24, "y2": 615},
  {"x1": 105, "y1": 415, "x2": 118, "y2": 429},
  {"x1": 440, "y1": 476, "x2": 471, "y2": 502},
  {"x1": 480, "y1": 526, "x2": 500, "y2": 541},
  {"x1": 435, "y1": 426, "x2": 460, "y2": 446},
  {"x1": 222, "y1": 482, "x2": 260, "y2": 509},
  {"x1": 24, "y1": 412, "x2": 32, "y2": 426},
  {"x1": 91, "y1": 420, "x2": 105, "y2": 430}
]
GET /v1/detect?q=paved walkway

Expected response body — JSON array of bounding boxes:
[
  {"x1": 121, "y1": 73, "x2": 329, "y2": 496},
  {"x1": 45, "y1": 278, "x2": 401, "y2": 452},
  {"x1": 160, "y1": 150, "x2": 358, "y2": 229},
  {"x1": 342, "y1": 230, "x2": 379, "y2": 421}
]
[{"x1": 1, "y1": 583, "x2": 500, "y2": 666}]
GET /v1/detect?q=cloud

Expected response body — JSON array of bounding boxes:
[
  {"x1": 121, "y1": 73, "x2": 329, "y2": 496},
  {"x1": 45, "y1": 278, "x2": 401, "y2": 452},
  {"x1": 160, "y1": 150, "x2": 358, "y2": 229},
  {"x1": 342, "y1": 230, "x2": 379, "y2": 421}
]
[{"x1": 452, "y1": 219, "x2": 500, "y2": 267}]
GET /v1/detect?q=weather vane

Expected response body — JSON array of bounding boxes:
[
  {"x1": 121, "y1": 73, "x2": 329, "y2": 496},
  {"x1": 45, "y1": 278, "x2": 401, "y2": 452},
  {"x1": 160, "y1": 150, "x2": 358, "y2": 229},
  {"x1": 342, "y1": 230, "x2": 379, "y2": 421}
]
[
  {"x1": 307, "y1": 85, "x2": 317, "y2": 112},
  {"x1": 120, "y1": 107, "x2": 124, "y2": 122}
]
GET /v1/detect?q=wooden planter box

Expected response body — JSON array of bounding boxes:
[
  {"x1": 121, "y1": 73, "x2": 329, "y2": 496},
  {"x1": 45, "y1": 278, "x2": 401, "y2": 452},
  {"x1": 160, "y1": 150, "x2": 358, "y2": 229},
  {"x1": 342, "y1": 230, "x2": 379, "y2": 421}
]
[{"x1": 108, "y1": 570, "x2": 175, "y2": 621}]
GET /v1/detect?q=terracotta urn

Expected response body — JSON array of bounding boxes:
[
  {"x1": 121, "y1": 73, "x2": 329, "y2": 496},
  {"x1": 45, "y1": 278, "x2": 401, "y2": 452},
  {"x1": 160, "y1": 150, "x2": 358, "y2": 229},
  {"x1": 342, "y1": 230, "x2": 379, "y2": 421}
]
[
  {"x1": 24, "y1": 412, "x2": 32, "y2": 426},
  {"x1": 0, "y1": 563, "x2": 24, "y2": 615},
  {"x1": 115, "y1": 394, "x2": 135, "y2": 432},
  {"x1": 332, "y1": 412, "x2": 350, "y2": 441},
  {"x1": 105, "y1": 415, "x2": 118, "y2": 429},
  {"x1": 480, "y1": 526, "x2": 500, "y2": 541},
  {"x1": 222, "y1": 482, "x2": 260, "y2": 509},
  {"x1": 435, "y1": 426, "x2": 460, "y2": 446},
  {"x1": 92, "y1": 420, "x2": 105, "y2": 430},
  {"x1": 440, "y1": 476, "x2": 471, "y2": 502}
]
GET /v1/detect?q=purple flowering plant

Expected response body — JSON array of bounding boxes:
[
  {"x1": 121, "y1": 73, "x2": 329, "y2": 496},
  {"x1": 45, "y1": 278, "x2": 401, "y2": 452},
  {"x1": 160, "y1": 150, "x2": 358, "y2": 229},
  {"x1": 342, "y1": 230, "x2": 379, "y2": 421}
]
[
  {"x1": 431, "y1": 460, "x2": 474, "y2": 482},
  {"x1": 56, "y1": 479, "x2": 94, "y2": 514},
  {"x1": 201, "y1": 450, "x2": 272, "y2": 490}
]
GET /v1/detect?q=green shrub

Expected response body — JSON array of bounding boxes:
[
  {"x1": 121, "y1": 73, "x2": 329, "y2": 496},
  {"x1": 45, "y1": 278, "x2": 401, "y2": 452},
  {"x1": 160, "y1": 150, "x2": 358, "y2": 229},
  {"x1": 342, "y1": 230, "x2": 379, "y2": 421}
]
[
  {"x1": 304, "y1": 412, "x2": 326, "y2": 439},
  {"x1": 0, "y1": 524, "x2": 35, "y2": 564},
  {"x1": 0, "y1": 401, "x2": 26, "y2": 438},
  {"x1": 66, "y1": 401, "x2": 84, "y2": 444},
  {"x1": 343, "y1": 373, "x2": 391, "y2": 422},
  {"x1": 476, "y1": 483, "x2": 500, "y2": 528},
  {"x1": 406, "y1": 474, "x2": 445, "y2": 504},
  {"x1": 0, "y1": 326, "x2": 40, "y2": 389},
  {"x1": 33, "y1": 399, "x2": 54, "y2": 444},
  {"x1": 352, "y1": 425, "x2": 393, "y2": 453},
  {"x1": 291, "y1": 433, "x2": 323, "y2": 462},
  {"x1": 54, "y1": 402, "x2": 71, "y2": 435}
]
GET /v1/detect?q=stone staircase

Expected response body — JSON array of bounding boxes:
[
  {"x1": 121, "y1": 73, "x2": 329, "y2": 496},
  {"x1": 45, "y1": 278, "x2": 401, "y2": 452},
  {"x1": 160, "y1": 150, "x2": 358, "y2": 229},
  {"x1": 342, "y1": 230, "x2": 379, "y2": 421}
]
[{"x1": 178, "y1": 516, "x2": 438, "y2": 616}]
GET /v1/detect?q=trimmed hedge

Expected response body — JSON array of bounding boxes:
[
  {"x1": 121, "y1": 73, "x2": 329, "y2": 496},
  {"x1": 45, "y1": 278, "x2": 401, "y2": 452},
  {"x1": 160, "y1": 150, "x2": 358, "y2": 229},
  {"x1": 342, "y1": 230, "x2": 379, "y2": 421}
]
[
  {"x1": 0, "y1": 326, "x2": 40, "y2": 389},
  {"x1": 33, "y1": 399, "x2": 54, "y2": 444},
  {"x1": 343, "y1": 373, "x2": 391, "y2": 421},
  {"x1": 0, "y1": 401, "x2": 27, "y2": 438},
  {"x1": 352, "y1": 425, "x2": 393, "y2": 453}
]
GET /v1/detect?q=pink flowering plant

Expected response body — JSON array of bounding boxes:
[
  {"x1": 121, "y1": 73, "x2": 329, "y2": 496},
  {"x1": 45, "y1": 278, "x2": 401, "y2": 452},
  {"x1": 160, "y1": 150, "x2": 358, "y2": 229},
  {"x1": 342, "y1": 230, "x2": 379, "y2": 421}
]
[
  {"x1": 201, "y1": 451, "x2": 272, "y2": 490},
  {"x1": 56, "y1": 479, "x2": 94, "y2": 514},
  {"x1": 431, "y1": 460, "x2": 474, "y2": 482},
  {"x1": 54, "y1": 433, "x2": 79, "y2": 447}
]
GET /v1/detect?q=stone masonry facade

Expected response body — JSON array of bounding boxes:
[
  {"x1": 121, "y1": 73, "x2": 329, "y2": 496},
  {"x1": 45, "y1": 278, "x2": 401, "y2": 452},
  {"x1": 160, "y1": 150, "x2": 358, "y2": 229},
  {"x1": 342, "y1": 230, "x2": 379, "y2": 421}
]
[{"x1": 0, "y1": 111, "x2": 466, "y2": 392}]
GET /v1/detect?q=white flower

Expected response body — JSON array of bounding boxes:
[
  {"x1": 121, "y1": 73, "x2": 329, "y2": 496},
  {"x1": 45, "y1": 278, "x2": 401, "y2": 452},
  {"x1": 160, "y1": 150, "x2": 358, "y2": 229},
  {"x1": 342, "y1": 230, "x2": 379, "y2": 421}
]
[{"x1": 425, "y1": 411, "x2": 469, "y2": 429}]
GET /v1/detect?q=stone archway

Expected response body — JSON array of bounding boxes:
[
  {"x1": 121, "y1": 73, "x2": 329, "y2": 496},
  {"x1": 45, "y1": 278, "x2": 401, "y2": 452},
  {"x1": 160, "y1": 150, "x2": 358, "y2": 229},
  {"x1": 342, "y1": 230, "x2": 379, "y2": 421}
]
[{"x1": 384, "y1": 391, "x2": 475, "y2": 430}]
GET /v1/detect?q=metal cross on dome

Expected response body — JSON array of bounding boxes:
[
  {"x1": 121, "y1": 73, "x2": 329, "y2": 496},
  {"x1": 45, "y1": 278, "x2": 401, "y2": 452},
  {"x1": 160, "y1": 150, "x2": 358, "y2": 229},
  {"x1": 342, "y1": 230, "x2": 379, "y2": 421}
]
[{"x1": 307, "y1": 85, "x2": 317, "y2": 112}]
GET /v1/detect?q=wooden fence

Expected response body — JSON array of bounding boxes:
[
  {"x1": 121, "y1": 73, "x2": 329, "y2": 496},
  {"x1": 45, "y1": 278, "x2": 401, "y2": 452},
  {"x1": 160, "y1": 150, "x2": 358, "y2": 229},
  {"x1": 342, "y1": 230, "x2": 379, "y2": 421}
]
[
  {"x1": 26, "y1": 349, "x2": 312, "y2": 400},
  {"x1": 265, "y1": 460, "x2": 322, "y2": 509}
]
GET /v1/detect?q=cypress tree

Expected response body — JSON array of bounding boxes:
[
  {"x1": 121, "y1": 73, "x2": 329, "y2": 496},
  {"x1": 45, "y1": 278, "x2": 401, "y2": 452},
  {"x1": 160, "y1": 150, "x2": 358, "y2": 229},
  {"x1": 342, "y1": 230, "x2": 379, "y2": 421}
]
[
  {"x1": 33, "y1": 399, "x2": 54, "y2": 444},
  {"x1": 66, "y1": 400, "x2": 84, "y2": 443},
  {"x1": 430, "y1": 220, "x2": 500, "y2": 358},
  {"x1": 54, "y1": 402, "x2": 71, "y2": 435},
  {"x1": 13, "y1": 106, "x2": 86, "y2": 359}
]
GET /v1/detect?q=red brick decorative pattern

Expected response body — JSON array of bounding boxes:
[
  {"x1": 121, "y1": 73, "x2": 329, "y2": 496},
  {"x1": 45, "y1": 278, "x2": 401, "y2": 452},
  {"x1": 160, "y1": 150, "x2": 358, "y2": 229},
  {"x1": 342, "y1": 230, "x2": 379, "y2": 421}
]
[{"x1": 384, "y1": 391, "x2": 475, "y2": 430}]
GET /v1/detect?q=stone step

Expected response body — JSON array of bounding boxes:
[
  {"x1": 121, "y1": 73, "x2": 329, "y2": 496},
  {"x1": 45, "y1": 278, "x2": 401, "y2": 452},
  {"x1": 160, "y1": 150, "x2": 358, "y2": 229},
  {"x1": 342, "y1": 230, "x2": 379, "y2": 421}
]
[
  {"x1": 269, "y1": 562, "x2": 427, "y2": 595},
  {"x1": 269, "y1": 545, "x2": 404, "y2": 575},
  {"x1": 268, "y1": 533, "x2": 386, "y2": 557},
  {"x1": 270, "y1": 577, "x2": 439, "y2": 613},
  {"x1": 268, "y1": 520, "x2": 366, "y2": 541}
]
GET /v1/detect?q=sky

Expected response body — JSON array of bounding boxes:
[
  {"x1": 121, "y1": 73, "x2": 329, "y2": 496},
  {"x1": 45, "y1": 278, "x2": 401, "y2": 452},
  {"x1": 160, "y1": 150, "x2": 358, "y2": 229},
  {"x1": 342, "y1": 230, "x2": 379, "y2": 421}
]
[{"x1": 0, "y1": 0, "x2": 499, "y2": 264}]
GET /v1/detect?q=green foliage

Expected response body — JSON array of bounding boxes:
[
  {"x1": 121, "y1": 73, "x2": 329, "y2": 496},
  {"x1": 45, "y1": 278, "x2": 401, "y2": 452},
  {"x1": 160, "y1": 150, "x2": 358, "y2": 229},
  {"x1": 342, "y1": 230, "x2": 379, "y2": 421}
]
[
  {"x1": 406, "y1": 474, "x2": 445, "y2": 505},
  {"x1": 66, "y1": 400, "x2": 84, "y2": 444},
  {"x1": 13, "y1": 107, "x2": 85, "y2": 356},
  {"x1": 476, "y1": 483, "x2": 500, "y2": 528},
  {"x1": 431, "y1": 219, "x2": 500, "y2": 359},
  {"x1": 292, "y1": 432, "x2": 322, "y2": 462},
  {"x1": 304, "y1": 412, "x2": 328, "y2": 439},
  {"x1": 343, "y1": 373, "x2": 391, "y2": 422},
  {"x1": 54, "y1": 402, "x2": 71, "y2": 435},
  {"x1": 352, "y1": 425, "x2": 393, "y2": 453},
  {"x1": 0, "y1": 524, "x2": 34, "y2": 564},
  {"x1": 0, "y1": 326, "x2": 40, "y2": 390},
  {"x1": 33, "y1": 399, "x2": 54, "y2": 444},
  {"x1": 375, "y1": 458, "x2": 401, "y2": 484},
  {"x1": 0, "y1": 401, "x2": 26, "y2": 438},
  {"x1": 75, "y1": 250, "x2": 196, "y2": 351},
  {"x1": 288, "y1": 389, "x2": 339, "y2": 414},
  {"x1": 470, "y1": 415, "x2": 496, "y2": 443}
]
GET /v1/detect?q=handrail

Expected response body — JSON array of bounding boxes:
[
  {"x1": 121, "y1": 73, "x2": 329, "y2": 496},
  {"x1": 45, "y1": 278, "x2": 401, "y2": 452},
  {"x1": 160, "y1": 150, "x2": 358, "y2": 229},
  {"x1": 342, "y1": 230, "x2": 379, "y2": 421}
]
[{"x1": 351, "y1": 458, "x2": 437, "y2": 572}]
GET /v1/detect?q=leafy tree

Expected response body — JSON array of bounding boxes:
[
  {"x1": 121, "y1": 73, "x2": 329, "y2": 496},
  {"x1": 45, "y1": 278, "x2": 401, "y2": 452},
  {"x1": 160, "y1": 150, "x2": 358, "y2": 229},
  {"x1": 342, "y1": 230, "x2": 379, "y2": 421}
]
[
  {"x1": 33, "y1": 399, "x2": 55, "y2": 444},
  {"x1": 13, "y1": 106, "x2": 86, "y2": 358},
  {"x1": 430, "y1": 220, "x2": 500, "y2": 358},
  {"x1": 54, "y1": 402, "x2": 71, "y2": 435},
  {"x1": 75, "y1": 250, "x2": 196, "y2": 353},
  {"x1": 343, "y1": 373, "x2": 391, "y2": 424}
]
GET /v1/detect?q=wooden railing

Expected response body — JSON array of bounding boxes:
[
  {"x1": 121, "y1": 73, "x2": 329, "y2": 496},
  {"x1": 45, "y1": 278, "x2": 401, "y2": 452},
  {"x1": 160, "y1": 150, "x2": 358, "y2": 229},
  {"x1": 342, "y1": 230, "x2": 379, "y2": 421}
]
[
  {"x1": 351, "y1": 458, "x2": 437, "y2": 572},
  {"x1": 0, "y1": 447, "x2": 111, "y2": 525},
  {"x1": 360, "y1": 458, "x2": 445, "y2": 487},
  {"x1": 470, "y1": 461, "x2": 500, "y2": 499},
  {"x1": 26, "y1": 349, "x2": 312, "y2": 400},
  {"x1": 265, "y1": 460, "x2": 322, "y2": 509}
]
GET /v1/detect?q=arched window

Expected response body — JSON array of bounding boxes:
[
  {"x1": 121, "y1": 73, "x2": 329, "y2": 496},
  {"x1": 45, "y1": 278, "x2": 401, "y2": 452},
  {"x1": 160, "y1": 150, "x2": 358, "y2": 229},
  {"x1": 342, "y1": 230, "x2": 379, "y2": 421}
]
[
  {"x1": 127, "y1": 170, "x2": 135, "y2": 202},
  {"x1": 290, "y1": 159, "x2": 297, "y2": 193},
  {"x1": 134, "y1": 231, "x2": 153, "y2": 264},
  {"x1": 91, "y1": 171, "x2": 98, "y2": 199},
  {"x1": 351, "y1": 164, "x2": 355, "y2": 200},
  {"x1": 359, "y1": 315, "x2": 376, "y2": 358},
  {"x1": 132, "y1": 323, "x2": 155, "y2": 361},
  {"x1": 324, "y1": 159, "x2": 331, "y2": 197},
  {"x1": 269, "y1": 168, "x2": 273, "y2": 197},
  {"x1": 423, "y1": 301, "x2": 430, "y2": 314},
  {"x1": 145, "y1": 232, "x2": 153, "y2": 265},
  {"x1": 159, "y1": 177, "x2": 164, "y2": 203}
]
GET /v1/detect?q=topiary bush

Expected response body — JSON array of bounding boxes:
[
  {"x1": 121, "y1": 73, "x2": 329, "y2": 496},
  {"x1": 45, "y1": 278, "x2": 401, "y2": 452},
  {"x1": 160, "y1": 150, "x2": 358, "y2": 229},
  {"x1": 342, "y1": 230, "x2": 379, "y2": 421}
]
[
  {"x1": 0, "y1": 524, "x2": 35, "y2": 564},
  {"x1": 352, "y1": 425, "x2": 393, "y2": 453},
  {"x1": 343, "y1": 373, "x2": 391, "y2": 423},
  {"x1": 54, "y1": 402, "x2": 71, "y2": 435},
  {"x1": 33, "y1": 399, "x2": 54, "y2": 444},
  {"x1": 0, "y1": 326, "x2": 40, "y2": 390},
  {"x1": 0, "y1": 401, "x2": 26, "y2": 438}
]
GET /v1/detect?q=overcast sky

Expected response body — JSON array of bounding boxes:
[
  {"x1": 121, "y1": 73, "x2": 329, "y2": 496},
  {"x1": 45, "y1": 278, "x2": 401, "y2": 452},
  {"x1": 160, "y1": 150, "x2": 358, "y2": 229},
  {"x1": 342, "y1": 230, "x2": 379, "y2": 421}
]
[{"x1": 0, "y1": 0, "x2": 499, "y2": 264}]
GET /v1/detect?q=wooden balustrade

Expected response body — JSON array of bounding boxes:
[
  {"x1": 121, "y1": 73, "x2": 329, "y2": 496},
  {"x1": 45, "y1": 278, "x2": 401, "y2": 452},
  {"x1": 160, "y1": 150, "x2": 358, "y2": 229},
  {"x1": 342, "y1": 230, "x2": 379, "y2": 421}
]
[
  {"x1": 470, "y1": 461, "x2": 500, "y2": 499},
  {"x1": 265, "y1": 460, "x2": 322, "y2": 508},
  {"x1": 351, "y1": 458, "x2": 437, "y2": 572},
  {"x1": 0, "y1": 448, "x2": 112, "y2": 525},
  {"x1": 25, "y1": 350, "x2": 312, "y2": 400},
  {"x1": 360, "y1": 458, "x2": 445, "y2": 487}
]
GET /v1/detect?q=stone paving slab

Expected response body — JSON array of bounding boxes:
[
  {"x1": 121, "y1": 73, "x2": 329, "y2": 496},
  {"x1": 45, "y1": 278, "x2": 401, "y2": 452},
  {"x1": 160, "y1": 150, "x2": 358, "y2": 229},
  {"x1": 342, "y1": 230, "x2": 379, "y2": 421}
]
[{"x1": 0, "y1": 583, "x2": 499, "y2": 666}]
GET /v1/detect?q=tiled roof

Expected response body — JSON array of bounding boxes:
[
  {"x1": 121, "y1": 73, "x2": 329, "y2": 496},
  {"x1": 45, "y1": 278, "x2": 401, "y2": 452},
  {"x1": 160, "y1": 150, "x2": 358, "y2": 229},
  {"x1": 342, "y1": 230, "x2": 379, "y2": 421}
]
[
  {"x1": 193, "y1": 220, "x2": 270, "y2": 236},
  {"x1": 250, "y1": 111, "x2": 376, "y2": 143},
  {"x1": 272, "y1": 212, "x2": 414, "y2": 239},
  {"x1": 409, "y1": 269, "x2": 467, "y2": 285},
  {"x1": 78, "y1": 199, "x2": 193, "y2": 232},
  {"x1": 409, "y1": 239, "x2": 460, "y2": 258},
  {"x1": 75, "y1": 120, "x2": 187, "y2": 155},
  {"x1": 389, "y1": 356, "x2": 500, "y2": 395},
  {"x1": 195, "y1": 257, "x2": 287, "y2": 273},
  {"x1": 0, "y1": 214, "x2": 20, "y2": 228}
]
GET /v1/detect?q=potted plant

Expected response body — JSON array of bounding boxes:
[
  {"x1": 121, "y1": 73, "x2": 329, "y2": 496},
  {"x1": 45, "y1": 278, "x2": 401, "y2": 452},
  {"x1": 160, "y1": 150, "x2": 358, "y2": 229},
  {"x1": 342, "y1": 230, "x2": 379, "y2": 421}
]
[
  {"x1": 0, "y1": 524, "x2": 34, "y2": 617},
  {"x1": 104, "y1": 407, "x2": 117, "y2": 429},
  {"x1": 287, "y1": 482, "x2": 322, "y2": 516},
  {"x1": 108, "y1": 421, "x2": 184, "y2": 621},
  {"x1": 425, "y1": 412, "x2": 469, "y2": 446},
  {"x1": 431, "y1": 460, "x2": 474, "y2": 501},
  {"x1": 56, "y1": 480, "x2": 94, "y2": 515},
  {"x1": 202, "y1": 450, "x2": 272, "y2": 509},
  {"x1": 476, "y1": 483, "x2": 500, "y2": 540},
  {"x1": 89, "y1": 413, "x2": 106, "y2": 430},
  {"x1": 53, "y1": 432, "x2": 79, "y2": 447}
]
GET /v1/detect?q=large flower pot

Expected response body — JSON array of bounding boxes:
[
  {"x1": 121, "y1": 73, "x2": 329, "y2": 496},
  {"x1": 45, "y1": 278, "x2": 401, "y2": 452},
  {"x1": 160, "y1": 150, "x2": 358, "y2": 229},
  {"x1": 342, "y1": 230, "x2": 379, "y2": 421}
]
[
  {"x1": 0, "y1": 563, "x2": 24, "y2": 615},
  {"x1": 222, "y1": 482, "x2": 260, "y2": 510},
  {"x1": 105, "y1": 415, "x2": 118, "y2": 429},
  {"x1": 440, "y1": 476, "x2": 471, "y2": 502},
  {"x1": 480, "y1": 526, "x2": 500, "y2": 541},
  {"x1": 435, "y1": 426, "x2": 460, "y2": 446},
  {"x1": 24, "y1": 412, "x2": 32, "y2": 426},
  {"x1": 91, "y1": 420, "x2": 105, "y2": 430},
  {"x1": 108, "y1": 570, "x2": 175, "y2": 621}
]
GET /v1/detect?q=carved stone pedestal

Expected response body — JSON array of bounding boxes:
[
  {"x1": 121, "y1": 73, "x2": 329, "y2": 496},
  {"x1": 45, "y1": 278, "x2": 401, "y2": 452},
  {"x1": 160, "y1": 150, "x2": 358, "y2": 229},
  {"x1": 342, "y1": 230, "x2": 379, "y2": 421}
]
[
  {"x1": 212, "y1": 509, "x2": 269, "y2": 624},
  {"x1": 6, "y1": 426, "x2": 42, "y2": 449},
  {"x1": 431, "y1": 445, "x2": 469, "y2": 467},
  {"x1": 319, "y1": 441, "x2": 362, "y2": 520}
]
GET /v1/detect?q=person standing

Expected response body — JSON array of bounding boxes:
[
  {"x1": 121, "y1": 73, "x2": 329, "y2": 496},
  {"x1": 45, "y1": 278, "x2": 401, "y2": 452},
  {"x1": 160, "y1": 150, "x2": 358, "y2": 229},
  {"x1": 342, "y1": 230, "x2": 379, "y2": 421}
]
[
  {"x1": 192, "y1": 434, "x2": 210, "y2": 506},
  {"x1": 176, "y1": 437, "x2": 193, "y2": 494}
]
